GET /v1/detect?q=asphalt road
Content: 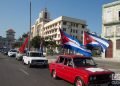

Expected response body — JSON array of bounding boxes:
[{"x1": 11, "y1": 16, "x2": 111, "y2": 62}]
[
  {"x1": 0, "y1": 53, "x2": 120, "y2": 86},
  {"x1": 0, "y1": 53, "x2": 72, "y2": 86},
  {"x1": 95, "y1": 60, "x2": 120, "y2": 74}
]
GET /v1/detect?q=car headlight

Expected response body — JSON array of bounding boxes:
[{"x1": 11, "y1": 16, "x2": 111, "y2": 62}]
[{"x1": 90, "y1": 76, "x2": 96, "y2": 81}]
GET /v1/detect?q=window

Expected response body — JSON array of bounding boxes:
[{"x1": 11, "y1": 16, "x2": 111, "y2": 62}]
[
  {"x1": 63, "y1": 28, "x2": 66, "y2": 31},
  {"x1": 76, "y1": 24, "x2": 78, "y2": 28},
  {"x1": 71, "y1": 29, "x2": 72, "y2": 33},
  {"x1": 56, "y1": 57, "x2": 64, "y2": 63},
  {"x1": 73, "y1": 58, "x2": 96, "y2": 67},
  {"x1": 82, "y1": 25, "x2": 85, "y2": 28},
  {"x1": 76, "y1": 30, "x2": 78, "y2": 33},
  {"x1": 63, "y1": 21, "x2": 67, "y2": 25},
  {"x1": 106, "y1": 26, "x2": 113, "y2": 37},
  {"x1": 116, "y1": 39, "x2": 120, "y2": 49},
  {"x1": 73, "y1": 30, "x2": 75, "y2": 33}
]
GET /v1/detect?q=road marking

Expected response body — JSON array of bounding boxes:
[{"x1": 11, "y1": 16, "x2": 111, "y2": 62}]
[{"x1": 19, "y1": 68, "x2": 29, "y2": 76}]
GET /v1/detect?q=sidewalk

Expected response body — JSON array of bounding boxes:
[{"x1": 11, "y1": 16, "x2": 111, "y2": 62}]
[
  {"x1": 46, "y1": 55, "x2": 57, "y2": 63},
  {"x1": 46, "y1": 55, "x2": 120, "y2": 63},
  {"x1": 93, "y1": 57, "x2": 120, "y2": 63}
]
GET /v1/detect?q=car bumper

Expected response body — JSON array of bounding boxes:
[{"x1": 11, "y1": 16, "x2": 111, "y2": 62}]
[
  {"x1": 88, "y1": 80, "x2": 111, "y2": 86},
  {"x1": 31, "y1": 62, "x2": 48, "y2": 66}
]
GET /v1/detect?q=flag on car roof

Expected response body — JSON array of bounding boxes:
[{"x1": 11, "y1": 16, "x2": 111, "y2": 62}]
[
  {"x1": 60, "y1": 29, "x2": 91, "y2": 57},
  {"x1": 83, "y1": 32, "x2": 109, "y2": 52},
  {"x1": 19, "y1": 36, "x2": 29, "y2": 53}
]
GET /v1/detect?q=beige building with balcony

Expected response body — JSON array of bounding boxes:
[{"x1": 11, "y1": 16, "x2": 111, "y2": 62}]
[
  {"x1": 102, "y1": 1, "x2": 120, "y2": 59},
  {"x1": 31, "y1": 8, "x2": 89, "y2": 45}
]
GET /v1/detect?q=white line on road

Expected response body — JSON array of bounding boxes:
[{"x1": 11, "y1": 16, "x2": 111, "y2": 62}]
[{"x1": 19, "y1": 68, "x2": 29, "y2": 76}]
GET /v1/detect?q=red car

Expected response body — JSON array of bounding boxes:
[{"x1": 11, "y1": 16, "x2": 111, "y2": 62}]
[{"x1": 49, "y1": 55, "x2": 114, "y2": 86}]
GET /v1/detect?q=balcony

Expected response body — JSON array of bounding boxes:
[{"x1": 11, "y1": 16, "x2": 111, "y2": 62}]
[{"x1": 103, "y1": 20, "x2": 120, "y2": 26}]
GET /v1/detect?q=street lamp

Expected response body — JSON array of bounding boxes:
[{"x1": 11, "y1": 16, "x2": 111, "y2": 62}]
[{"x1": 28, "y1": 0, "x2": 31, "y2": 51}]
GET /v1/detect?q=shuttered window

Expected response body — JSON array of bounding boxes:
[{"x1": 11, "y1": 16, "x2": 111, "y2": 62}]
[{"x1": 116, "y1": 39, "x2": 120, "y2": 49}]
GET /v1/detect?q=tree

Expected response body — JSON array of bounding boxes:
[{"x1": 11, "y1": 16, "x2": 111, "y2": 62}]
[{"x1": 31, "y1": 36, "x2": 41, "y2": 49}]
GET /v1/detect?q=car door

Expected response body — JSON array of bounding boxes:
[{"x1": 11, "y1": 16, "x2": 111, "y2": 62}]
[
  {"x1": 62, "y1": 58, "x2": 76, "y2": 82},
  {"x1": 24, "y1": 53, "x2": 29, "y2": 64},
  {"x1": 55, "y1": 56, "x2": 65, "y2": 79}
]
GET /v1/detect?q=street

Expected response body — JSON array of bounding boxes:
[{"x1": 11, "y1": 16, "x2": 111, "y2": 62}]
[
  {"x1": 0, "y1": 53, "x2": 120, "y2": 86},
  {"x1": 0, "y1": 53, "x2": 72, "y2": 86}
]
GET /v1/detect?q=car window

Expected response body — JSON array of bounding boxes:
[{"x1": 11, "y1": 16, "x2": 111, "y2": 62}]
[
  {"x1": 73, "y1": 58, "x2": 96, "y2": 67},
  {"x1": 56, "y1": 56, "x2": 64, "y2": 63},
  {"x1": 11, "y1": 50, "x2": 17, "y2": 52},
  {"x1": 67, "y1": 59, "x2": 73, "y2": 67},
  {"x1": 30, "y1": 52, "x2": 43, "y2": 57},
  {"x1": 64, "y1": 58, "x2": 68, "y2": 65}
]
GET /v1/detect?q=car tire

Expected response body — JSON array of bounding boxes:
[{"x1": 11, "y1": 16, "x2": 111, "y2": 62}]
[
  {"x1": 52, "y1": 70, "x2": 57, "y2": 79},
  {"x1": 28, "y1": 62, "x2": 32, "y2": 68},
  {"x1": 74, "y1": 77, "x2": 85, "y2": 86}
]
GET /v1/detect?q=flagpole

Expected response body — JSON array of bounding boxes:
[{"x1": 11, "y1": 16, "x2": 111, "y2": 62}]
[
  {"x1": 83, "y1": 31, "x2": 84, "y2": 45},
  {"x1": 28, "y1": 0, "x2": 31, "y2": 51}
]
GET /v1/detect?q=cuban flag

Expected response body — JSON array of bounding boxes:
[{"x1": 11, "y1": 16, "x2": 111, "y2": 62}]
[
  {"x1": 60, "y1": 29, "x2": 91, "y2": 57},
  {"x1": 83, "y1": 32, "x2": 109, "y2": 52}
]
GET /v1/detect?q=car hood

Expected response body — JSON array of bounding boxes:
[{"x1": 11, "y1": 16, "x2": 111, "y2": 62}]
[
  {"x1": 76, "y1": 67, "x2": 113, "y2": 75},
  {"x1": 29, "y1": 57, "x2": 48, "y2": 60}
]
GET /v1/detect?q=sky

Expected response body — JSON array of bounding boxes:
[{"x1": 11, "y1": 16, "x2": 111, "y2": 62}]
[{"x1": 0, "y1": 0, "x2": 115, "y2": 39}]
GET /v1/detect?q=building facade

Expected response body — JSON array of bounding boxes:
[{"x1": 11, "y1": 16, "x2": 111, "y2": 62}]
[
  {"x1": 31, "y1": 8, "x2": 89, "y2": 45},
  {"x1": 102, "y1": 1, "x2": 120, "y2": 59},
  {"x1": 0, "y1": 36, "x2": 10, "y2": 48},
  {"x1": 6, "y1": 29, "x2": 15, "y2": 48}
]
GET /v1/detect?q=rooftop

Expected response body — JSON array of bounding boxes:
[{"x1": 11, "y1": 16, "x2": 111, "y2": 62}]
[
  {"x1": 6, "y1": 29, "x2": 15, "y2": 33},
  {"x1": 103, "y1": 0, "x2": 120, "y2": 8}
]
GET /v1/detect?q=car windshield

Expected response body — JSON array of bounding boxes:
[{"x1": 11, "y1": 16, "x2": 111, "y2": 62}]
[
  {"x1": 73, "y1": 58, "x2": 96, "y2": 67},
  {"x1": 11, "y1": 50, "x2": 17, "y2": 52},
  {"x1": 30, "y1": 52, "x2": 43, "y2": 57}
]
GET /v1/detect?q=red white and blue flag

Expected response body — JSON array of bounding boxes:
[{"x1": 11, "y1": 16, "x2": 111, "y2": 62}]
[
  {"x1": 60, "y1": 29, "x2": 91, "y2": 57},
  {"x1": 83, "y1": 32, "x2": 109, "y2": 52}
]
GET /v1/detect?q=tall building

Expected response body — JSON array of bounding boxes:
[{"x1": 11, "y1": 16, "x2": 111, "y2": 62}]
[
  {"x1": 31, "y1": 8, "x2": 89, "y2": 45},
  {"x1": 102, "y1": 1, "x2": 120, "y2": 59},
  {"x1": 6, "y1": 29, "x2": 15, "y2": 48}
]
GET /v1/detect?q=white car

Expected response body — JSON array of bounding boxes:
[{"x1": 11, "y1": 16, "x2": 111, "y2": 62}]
[
  {"x1": 23, "y1": 51, "x2": 48, "y2": 68},
  {"x1": 8, "y1": 49, "x2": 18, "y2": 57}
]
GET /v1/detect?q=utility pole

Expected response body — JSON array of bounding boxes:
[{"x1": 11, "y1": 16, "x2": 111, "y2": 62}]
[{"x1": 28, "y1": 0, "x2": 31, "y2": 51}]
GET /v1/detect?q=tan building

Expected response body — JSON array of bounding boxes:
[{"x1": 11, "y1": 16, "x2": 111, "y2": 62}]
[
  {"x1": 102, "y1": 1, "x2": 120, "y2": 59},
  {"x1": 6, "y1": 29, "x2": 15, "y2": 48},
  {"x1": 31, "y1": 8, "x2": 89, "y2": 44}
]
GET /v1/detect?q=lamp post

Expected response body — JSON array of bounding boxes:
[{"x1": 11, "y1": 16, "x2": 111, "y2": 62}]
[{"x1": 28, "y1": 0, "x2": 31, "y2": 51}]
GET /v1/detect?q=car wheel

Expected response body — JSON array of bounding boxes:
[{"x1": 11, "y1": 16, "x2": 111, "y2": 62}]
[
  {"x1": 52, "y1": 70, "x2": 57, "y2": 79},
  {"x1": 28, "y1": 62, "x2": 32, "y2": 68},
  {"x1": 22, "y1": 60, "x2": 25, "y2": 65},
  {"x1": 74, "y1": 77, "x2": 85, "y2": 86}
]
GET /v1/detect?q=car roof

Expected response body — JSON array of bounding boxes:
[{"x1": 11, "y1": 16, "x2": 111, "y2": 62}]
[{"x1": 58, "y1": 54, "x2": 91, "y2": 59}]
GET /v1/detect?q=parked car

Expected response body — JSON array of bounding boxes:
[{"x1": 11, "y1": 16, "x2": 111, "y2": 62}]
[
  {"x1": 49, "y1": 55, "x2": 114, "y2": 86},
  {"x1": 8, "y1": 49, "x2": 18, "y2": 57},
  {"x1": 23, "y1": 51, "x2": 48, "y2": 68}
]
